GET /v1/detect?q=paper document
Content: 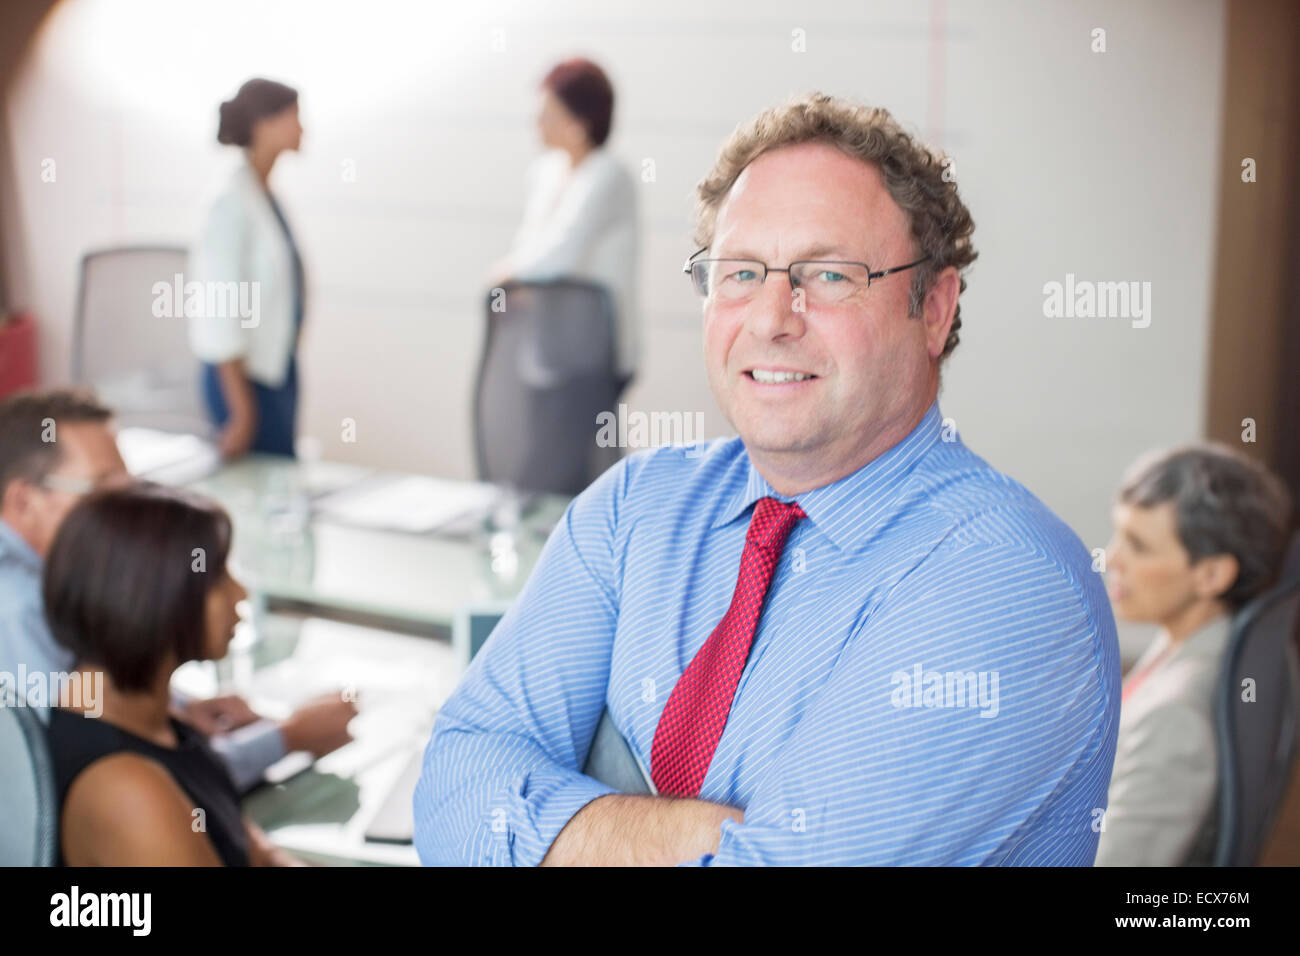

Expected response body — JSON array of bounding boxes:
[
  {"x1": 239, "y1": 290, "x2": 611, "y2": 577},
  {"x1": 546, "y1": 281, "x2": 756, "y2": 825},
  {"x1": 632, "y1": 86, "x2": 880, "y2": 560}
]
[
  {"x1": 116, "y1": 427, "x2": 220, "y2": 484},
  {"x1": 312, "y1": 474, "x2": 500, "y2": 533}
]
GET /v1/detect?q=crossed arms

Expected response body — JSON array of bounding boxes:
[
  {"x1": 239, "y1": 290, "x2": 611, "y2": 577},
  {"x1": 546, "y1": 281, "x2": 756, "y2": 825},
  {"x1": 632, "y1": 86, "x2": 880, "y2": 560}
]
[{"x1": 413, "y1": 462, "x2": 1113, "y2": 866}]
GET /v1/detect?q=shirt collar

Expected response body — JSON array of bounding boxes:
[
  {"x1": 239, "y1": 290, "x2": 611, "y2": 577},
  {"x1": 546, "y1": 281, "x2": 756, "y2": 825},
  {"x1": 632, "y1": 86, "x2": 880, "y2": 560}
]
[
  {"x1": 0, "y1": 517, "x2": 42, "y2": 574},
  {"x1": 713, "y1": 399, "x2": 945, "y2": 552}
]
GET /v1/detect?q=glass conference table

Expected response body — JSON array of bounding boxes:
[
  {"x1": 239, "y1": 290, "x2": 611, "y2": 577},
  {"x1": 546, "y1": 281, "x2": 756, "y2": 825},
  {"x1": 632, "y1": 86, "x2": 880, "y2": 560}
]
[
  {"x1": 173, "y1": 611, "x2": 462, "y2": 867},
  {"x1": 162, "y1": 451, "x2": 572, "y2": 865},
  {"x1": 182, "y1": 454, "x2": 569, "y2": 637}
]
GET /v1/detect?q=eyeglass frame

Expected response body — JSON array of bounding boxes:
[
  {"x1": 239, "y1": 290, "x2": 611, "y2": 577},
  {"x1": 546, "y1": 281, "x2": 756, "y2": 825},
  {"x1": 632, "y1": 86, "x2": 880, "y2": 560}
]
[
  {"x1": 683, "y1": 248, "x2": 932, "y2": 300},
  {"x1": 37, "y1": 473, "x2": 111, "y2": 496}
]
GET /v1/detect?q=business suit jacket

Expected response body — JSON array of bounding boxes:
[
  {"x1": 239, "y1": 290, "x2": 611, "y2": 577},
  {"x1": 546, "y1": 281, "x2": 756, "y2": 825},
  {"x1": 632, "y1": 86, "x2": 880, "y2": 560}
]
[{"x1": 1095, "y1": 614, "x2": 1230, "y2": 866}]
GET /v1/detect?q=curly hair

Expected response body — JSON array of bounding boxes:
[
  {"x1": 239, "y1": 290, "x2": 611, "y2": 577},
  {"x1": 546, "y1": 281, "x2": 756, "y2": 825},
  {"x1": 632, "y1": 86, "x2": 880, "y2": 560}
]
[{"x1": 693, "y1": 92, "x2": 977, "y2": 360}]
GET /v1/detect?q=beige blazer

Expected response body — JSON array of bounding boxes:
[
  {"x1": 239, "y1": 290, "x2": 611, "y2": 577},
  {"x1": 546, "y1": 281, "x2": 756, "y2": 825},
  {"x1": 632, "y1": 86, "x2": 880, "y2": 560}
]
[{"x1": 1095, "y1": 614, "x2": 1231, "y2": 866}]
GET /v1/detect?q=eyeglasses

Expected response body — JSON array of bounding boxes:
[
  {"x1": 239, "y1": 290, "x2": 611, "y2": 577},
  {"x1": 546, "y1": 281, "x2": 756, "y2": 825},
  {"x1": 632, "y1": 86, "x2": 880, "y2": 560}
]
[
  {"x1": 684, "y1": 248, "x2": 931, "y2": 305},
  {"x1": 38, "y1": 473, "x2": 107, "y2": 496}
]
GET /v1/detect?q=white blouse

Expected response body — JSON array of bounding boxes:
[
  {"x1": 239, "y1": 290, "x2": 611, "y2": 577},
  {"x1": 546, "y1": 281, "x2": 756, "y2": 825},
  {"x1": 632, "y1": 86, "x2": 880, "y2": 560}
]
[
  {"x1": 506, "y1": 147, "x2": 640, "y2": 379},
  {"x1": 187, "y1": 158, "x2": 299, "y2": 388}
]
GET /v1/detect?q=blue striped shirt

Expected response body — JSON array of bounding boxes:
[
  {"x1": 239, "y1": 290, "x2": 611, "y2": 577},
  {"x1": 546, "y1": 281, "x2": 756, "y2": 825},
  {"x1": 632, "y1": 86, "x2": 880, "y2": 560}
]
[{"x1": 414, "y1": 400, "x2": 1121, "y2": 865}]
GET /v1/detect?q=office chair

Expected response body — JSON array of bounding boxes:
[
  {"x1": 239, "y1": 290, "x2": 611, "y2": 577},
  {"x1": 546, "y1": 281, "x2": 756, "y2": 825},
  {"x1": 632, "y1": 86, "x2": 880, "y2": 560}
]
[
  {"x1": 473, "y1": 279, "x2": 624, "y2": 496},
  {"x1": 73, "y1": 245, "x2": 209, "y2": 435},
  {"x1": 1210, "y1": 567, "x2": 1300, "y2": 865},
  {"x1": 0, "y1": 704, "x2": 56, "y2": 866}
]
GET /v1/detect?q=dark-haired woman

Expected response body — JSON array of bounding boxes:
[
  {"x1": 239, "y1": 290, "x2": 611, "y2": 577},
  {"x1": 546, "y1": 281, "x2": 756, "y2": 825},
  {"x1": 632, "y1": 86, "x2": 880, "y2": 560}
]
[
  {"x1": 490, "y1": 58, "x2": 640, "y2": 393},
  {"x1": 43, "y1": 483, "x2": 303, "y2": 865},
  {"x1": 188, "y1": 78, "x2": 306, "y2": 459}
]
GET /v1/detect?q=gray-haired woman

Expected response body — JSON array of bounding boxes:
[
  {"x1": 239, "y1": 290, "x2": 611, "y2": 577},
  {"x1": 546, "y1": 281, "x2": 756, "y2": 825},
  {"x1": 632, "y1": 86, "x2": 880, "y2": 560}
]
[{"x1": 1096, "y1": 444, "x2": 1291, "y2": 865}]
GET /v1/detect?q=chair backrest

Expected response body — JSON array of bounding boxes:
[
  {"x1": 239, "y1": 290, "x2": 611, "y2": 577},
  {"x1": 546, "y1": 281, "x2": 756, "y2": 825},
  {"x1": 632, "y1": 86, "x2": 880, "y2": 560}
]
[
  {"x1": 1212, "y1": 578, "x2": 1300, "y2": 865},
  {"x1": 473, "y1": 280, "x2": 623, "y2": 495},
  {"x1": 73, "y1": 245, "x2": 209, "y2": 435},
  {"x1": 1279, "y1": 529, "x2": 1300, "y2": 587},
  {"x1": 0, "y1": 703, "x2": 56, "y2": 866}
]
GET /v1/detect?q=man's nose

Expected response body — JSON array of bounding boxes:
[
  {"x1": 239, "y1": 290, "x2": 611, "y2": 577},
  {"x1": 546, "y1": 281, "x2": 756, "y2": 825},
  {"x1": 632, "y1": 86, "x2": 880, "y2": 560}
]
[{"x1": 745, "y1": 271, "x2": 805, "y2": 339}]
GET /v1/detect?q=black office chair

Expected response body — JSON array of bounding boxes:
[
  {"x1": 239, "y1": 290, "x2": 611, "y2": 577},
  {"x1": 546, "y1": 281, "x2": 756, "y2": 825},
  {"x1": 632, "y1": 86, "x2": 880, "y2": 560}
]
[
  {"x1": 73, "y1": 244, "x2": 209, "y2": 435},
  {"x1": 473, "y1": 280, "x2": 624, "y2": 496},
  {"x1": 1210, "y1": 566, "x2": 1300, "y2": 865},
  {"x1": 1279, "y1": 528, "x2": 1300, "y2": 587},
  {"x1": 0, "y1": 704, "x2": 56, "y2": 866}
]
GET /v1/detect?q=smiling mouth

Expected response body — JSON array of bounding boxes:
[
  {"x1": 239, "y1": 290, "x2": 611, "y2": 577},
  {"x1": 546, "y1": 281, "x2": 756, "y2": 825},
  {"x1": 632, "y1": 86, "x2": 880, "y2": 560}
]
[{"x1": 745, "y1": 369, "x2": 818, "y2": 384}]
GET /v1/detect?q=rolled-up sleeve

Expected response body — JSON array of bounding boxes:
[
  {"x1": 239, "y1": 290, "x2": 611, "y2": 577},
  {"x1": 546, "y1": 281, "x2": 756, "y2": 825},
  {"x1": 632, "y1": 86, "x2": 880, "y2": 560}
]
[
  {"x1": 187, "y1": 192, "x2": 250, "y2": 364},
  {"x1": 207, "y1": 719, "x2": 288, "y2": 793},
  {"x1": 414, "y1": 460, "x2": 629, "y2": 866}
]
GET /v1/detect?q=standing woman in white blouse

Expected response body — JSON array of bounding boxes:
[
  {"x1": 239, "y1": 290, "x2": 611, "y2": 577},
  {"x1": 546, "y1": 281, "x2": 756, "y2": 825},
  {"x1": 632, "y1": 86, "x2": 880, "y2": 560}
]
[
  {"x1": 491, "y1": 58, "x2": 640, "y2": 393},
  {"x1": 189, "y1": 78, "x2": 306, "y2": 459}
]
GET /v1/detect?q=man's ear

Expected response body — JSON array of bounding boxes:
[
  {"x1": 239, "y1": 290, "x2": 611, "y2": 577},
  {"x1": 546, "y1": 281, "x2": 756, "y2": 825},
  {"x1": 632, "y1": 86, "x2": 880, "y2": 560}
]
[
  {"x1": 1193, "y1": 553, "x2": 1240, "y2": 604},
  {"x1": 921, "y1": 266, "x2": 960, "y2": 360},
  {"x1": 0, "y1": 479, "x2": 44, "y2": 554},
  {"x1": 0, "y1": 479, "x2": 31, "y2": 524}
]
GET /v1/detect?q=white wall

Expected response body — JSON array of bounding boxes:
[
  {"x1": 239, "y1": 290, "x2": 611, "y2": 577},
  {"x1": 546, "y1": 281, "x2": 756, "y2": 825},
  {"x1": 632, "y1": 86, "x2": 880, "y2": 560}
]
[{"x1": 3, "y1": 0, "x2": 1224, "y2": 613}]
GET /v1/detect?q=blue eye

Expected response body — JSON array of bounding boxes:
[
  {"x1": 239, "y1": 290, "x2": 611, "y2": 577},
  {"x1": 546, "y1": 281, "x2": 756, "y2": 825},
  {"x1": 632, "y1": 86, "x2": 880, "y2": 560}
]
[
  {"x1": 816, "y1": 270, "x2": 848, "y2": 283},
  {"x1": 729, "y1": 269, "x2": 760, "y2": 283}
]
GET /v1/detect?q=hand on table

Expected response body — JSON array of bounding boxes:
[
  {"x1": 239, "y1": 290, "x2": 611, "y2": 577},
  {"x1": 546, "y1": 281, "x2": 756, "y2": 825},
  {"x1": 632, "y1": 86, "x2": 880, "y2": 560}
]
[{"x1": 279, "y1": 690, "x2": 359, "y2": 758}]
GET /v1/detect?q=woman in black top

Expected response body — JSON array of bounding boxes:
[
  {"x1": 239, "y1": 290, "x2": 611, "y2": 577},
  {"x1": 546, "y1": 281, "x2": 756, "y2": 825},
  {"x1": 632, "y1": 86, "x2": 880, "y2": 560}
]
[{"x1": 42, "y1": 482, "x2": 299, "y2": 866}]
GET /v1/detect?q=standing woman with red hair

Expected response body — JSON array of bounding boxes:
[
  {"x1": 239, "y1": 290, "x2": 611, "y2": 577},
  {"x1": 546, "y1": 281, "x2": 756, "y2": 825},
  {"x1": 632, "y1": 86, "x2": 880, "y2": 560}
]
[{"x1": 492, "y1": 58, "x2": 641, "y2": 395}]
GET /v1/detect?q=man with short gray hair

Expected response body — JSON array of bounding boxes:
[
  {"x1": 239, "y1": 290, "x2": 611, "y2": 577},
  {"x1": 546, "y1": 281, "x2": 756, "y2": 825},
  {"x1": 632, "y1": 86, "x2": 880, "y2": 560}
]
[{"x1": 0, "y1": 388, "x2": 357, "y2": 791}]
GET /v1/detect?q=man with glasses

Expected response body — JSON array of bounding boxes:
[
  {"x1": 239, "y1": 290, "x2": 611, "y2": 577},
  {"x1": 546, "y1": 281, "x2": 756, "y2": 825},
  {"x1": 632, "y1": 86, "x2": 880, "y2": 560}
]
[
  {"x1": 0, "y1": 388, "x2": 356, "y2": 791},
  {"x1": 416, "y1": 93, "x2": 1120, "y2": 865}
]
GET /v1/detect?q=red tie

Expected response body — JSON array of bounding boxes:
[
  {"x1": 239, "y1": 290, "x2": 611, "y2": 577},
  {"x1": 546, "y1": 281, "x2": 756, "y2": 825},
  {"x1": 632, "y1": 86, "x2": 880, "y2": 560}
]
[{"x1": 651, "y1": 496, "x2": 806, "y2": 798}]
